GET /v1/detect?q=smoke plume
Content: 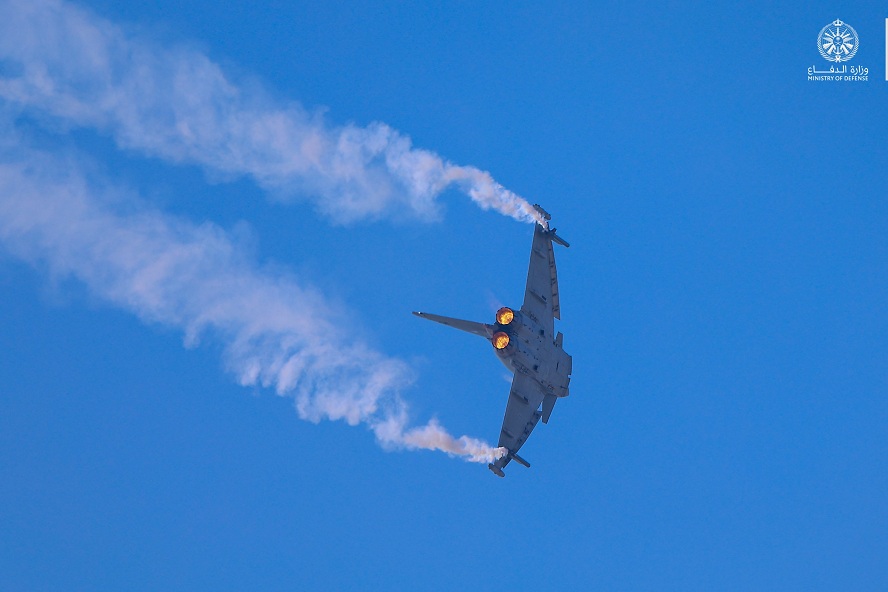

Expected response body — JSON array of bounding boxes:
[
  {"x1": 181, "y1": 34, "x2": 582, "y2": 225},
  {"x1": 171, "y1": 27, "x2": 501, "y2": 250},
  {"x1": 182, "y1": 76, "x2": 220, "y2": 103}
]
[
  {"x1": 0, "y1": 0, "x2": 527, "y2": 467},
  {"x1": 0, "y1": 141, "x2": 505, "y2": 464},
  {"x1": 0, "y1": 0, "x2": 547, "y2": 228}
]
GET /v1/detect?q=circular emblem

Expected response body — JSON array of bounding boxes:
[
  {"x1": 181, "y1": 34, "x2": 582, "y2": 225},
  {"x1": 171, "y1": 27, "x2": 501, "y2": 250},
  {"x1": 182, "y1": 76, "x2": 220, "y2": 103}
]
[{"x1": 817, "y1": 19, "x2": 859, "y2": 62}]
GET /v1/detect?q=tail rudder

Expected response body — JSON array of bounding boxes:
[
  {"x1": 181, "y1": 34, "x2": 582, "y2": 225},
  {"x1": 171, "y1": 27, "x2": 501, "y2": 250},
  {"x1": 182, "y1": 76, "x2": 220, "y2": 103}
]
[{"x1": 412, "y1": 312, "x2": 493, "y2": 338}]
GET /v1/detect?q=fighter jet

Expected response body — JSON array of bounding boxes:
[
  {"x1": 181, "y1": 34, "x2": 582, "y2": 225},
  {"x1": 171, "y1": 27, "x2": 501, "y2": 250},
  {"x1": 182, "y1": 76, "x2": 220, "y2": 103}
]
[{"x1": 413, "y1": 205, "x2": 572, "y2": 477}]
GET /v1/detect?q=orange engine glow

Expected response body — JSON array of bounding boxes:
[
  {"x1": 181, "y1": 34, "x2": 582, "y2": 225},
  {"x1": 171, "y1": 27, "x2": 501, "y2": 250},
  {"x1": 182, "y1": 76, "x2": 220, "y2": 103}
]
[
  {"x1": 492, "y1": 331, "x2": 510, "y2": 350},
  {"x1": 495, "y1": 307, "x2": 515, "y2": 325}
]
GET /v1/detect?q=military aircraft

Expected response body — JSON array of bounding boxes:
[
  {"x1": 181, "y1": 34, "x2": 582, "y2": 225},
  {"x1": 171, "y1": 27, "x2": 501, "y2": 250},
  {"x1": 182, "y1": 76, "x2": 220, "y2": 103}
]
[{"x1": 413, "y1": 205, "x2": 572, "y2": 477}]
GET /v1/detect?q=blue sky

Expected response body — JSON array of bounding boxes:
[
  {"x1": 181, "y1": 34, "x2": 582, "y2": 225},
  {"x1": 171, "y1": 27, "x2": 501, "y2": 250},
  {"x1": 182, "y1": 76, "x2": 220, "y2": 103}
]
[{"x1": 1, "y1": 1, "x2": 886, "y2": 590}]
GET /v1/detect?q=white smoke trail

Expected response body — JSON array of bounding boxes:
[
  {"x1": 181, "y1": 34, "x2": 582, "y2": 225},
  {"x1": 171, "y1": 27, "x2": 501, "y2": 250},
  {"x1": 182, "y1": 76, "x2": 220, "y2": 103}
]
[
  {"x1": 0, "y1": 139, "x2": 505, "y2": 464},
  {"x1": 0, "y1": 0, "x2": 547, "y2": 228},
  {"x1": 403, "y1": 420, "x2": 506, "y2": 463}
]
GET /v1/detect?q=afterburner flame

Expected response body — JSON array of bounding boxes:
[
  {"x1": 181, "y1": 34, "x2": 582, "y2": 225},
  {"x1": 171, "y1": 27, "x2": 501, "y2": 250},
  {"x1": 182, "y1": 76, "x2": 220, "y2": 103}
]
[
  {"x1": 492, "y1": 331, "x2": 510, "y2": 350},
  {"x1": 496, "y1": 307, "x2": 514, "y2": 325}
]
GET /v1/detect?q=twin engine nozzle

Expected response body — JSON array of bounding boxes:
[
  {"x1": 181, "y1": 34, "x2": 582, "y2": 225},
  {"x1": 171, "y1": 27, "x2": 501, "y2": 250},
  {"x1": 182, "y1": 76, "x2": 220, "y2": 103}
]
[{"x1": 492, "y1": 307, "x2": 516, "y2": 350}]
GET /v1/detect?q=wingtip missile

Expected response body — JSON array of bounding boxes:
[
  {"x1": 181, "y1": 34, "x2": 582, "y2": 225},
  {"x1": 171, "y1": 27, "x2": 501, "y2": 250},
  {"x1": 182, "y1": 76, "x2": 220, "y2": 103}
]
[
  {"x1": 509, "y1": 452, "x2": 531, "y2": 468},
  {"x1": 548, "y1": 228, "x2": 570, "y2": 248}
]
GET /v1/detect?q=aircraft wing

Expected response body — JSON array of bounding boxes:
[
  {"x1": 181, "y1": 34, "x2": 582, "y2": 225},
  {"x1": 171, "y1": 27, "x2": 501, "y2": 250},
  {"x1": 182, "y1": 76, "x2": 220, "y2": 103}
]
[
  {"x1": 520, "y1": 224, "x2": 561, "y2": 338},
  {"x1": 490, "y1": 370, "x2": 547, "y2": 474}
]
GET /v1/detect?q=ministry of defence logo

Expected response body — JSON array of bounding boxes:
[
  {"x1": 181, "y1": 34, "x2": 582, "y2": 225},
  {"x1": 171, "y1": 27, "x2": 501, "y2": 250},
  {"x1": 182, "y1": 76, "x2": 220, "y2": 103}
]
[
  {"x1": 817, "y1": 20, "x2": 859, "y2": 62},
  {"x1": 807, "y1": 19, "x2": 868, "y2": 81}
]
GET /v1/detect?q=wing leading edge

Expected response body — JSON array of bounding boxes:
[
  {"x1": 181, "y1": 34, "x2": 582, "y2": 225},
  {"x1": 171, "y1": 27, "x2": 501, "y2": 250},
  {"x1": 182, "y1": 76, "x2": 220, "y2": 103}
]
[
  {"x1": 411, "y1": 209, "x2": 571, "y2": 478},
  {"x1": 489, "y1": 220, "x2": 571, "y2": 477},
  {"x1": 520, "y1": 223, "x2": 566, "y2": 339},
  {"x1": 488, "y1": 371, "x2": 547, "y2": 475}
]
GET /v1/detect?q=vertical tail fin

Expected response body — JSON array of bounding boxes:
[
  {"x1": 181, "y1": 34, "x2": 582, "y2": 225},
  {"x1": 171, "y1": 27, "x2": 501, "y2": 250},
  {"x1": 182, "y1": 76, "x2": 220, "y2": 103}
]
[{"x1": 412, "y1": 312, "x2": 493, "y2": 338}]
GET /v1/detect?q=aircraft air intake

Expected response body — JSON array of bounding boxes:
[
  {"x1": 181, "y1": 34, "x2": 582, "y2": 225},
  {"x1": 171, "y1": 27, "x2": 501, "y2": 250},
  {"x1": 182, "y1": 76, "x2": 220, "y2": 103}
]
[
  {"x1": 492, "y1": 331, "x2": 511, "y2": 350},
  {"x1": 495, "y1": 306, "x2": 515, "y2": 325}
]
